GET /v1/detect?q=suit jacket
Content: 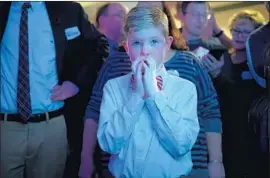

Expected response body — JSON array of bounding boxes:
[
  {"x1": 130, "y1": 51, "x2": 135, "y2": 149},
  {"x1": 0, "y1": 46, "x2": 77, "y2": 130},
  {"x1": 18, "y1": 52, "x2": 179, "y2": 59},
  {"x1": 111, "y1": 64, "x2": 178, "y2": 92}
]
[
  {"x1": 0, "y1": 1, "x2": 109, "y2": 92},
  {"x1": 0, "y1": 2, "x2": 109, "y2": 149},
  {"x1": 246, "y1": 22, "x2": 270, "y2": 88}
]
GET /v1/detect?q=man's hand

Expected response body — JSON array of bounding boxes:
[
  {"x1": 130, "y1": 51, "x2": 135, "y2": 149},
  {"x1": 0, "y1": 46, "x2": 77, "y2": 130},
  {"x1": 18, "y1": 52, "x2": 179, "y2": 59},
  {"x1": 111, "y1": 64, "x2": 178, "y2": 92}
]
[
  {"x1": 202, "y1": 54, "x2": 224, "y2": 78},
  {"x1": 208, "y1": 161, "x2": 225, "y2": 178},
  {"x1": 142, "y1": 57, "x2": 159, "y2": 98},
  {"x1": 51, "y1": 81, "x2": 79, "y2": 101},
  {"x1": 131, "y1": 58, "x2": 145, "y2": 98}
]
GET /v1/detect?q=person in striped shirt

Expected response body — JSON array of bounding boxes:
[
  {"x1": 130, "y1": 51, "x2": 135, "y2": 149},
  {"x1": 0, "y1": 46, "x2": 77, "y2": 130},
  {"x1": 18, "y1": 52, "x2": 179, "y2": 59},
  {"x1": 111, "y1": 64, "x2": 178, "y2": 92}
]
[{"x1": 80, "y1": 3, "x2": 223, "y2": 178}]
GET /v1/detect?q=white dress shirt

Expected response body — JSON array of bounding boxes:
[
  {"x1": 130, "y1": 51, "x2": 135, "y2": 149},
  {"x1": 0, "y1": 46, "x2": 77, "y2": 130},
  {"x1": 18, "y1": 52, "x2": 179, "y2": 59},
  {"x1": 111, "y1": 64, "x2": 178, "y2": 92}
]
[
  {"x1": 97, "y1": 66, "x2": 199, "y2": 178},
  {"x1": 0, "y1": 2, "x2": 63, "y2": 114}
]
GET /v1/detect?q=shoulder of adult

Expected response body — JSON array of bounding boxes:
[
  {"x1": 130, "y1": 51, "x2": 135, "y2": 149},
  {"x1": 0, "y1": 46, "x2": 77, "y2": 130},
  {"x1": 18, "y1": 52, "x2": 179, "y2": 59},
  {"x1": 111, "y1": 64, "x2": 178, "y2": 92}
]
[
  {"x1": 175, "y1": 50, "x2": 204, "y2": 66},
  {"x1": 245, "y1": 23, "x2": 269, "y2": 88},
  {"x1": 248, "y1": 23, "x2": 270, "y2": 43},
  {"x1": 45, "y1": 1, "x2": 83, "y2": 12},
  {"x1": 0, "y1": 2, "x2": 11, "y2": 9}
]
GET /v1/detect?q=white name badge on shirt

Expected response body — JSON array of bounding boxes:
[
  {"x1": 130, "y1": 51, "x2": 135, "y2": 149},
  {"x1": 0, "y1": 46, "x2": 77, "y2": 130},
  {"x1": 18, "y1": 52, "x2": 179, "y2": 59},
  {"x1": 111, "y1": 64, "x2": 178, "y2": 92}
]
[
  {"x1": 65, "y1": 26, "x2": 81, "y2": 40},
  {"x1": 241, "y1": 71, "x2": 253, "y2": 80}
]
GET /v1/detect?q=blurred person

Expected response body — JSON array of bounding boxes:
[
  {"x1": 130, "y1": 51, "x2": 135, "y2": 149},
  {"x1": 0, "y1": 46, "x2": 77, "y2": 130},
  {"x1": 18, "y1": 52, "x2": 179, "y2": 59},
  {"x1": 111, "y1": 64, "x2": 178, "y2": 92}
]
[
  {"x1": 136, "y1": 1, "x2": 162, "y2": 8},
  {"x1": 176, "y1": 1, "x2": 226, "y2": 52},
  {"x1": 95, "y1": 2, "x2": 128, "y2": 52},
  {"x1": 246, "y1": 1, "x2": 270, "y2": 88},
  {"x1": 209, "y1": 8, "x2": 233, "y2": 49},
  {"x1": 0, "y1": 1, "x2": 109, "y2": 178},
  {"x1": 97, "y1": 6, "x2": 199, "y2": 178},
  {"x1": 177, "y1": 1, "x2": 233, "y2": 49},
  {"x1": 162, "y1": 3, "x2": 225, "y2": 178},
  {"x1": 248, "y1": 41, "x2": 270, "y2": 178},
  {"x1": 202, "y1": 10, "x2": 266, "y2": 178}
]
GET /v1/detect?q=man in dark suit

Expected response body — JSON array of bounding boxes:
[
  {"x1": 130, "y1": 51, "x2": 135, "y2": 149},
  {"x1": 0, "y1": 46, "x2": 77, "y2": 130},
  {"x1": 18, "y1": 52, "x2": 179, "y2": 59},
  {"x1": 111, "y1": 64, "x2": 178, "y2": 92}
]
[
  {"x1": 0, "y1": 2, "x2": 109, "y2": 178},
  {"x1": 246, "y1": 1, "x2": 270, "y2": 88}
]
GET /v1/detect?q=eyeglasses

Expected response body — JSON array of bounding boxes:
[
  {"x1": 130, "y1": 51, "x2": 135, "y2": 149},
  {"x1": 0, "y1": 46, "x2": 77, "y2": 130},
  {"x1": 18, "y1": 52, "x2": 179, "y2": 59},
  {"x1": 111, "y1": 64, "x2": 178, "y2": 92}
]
[
  {"x1": 184, "y1": 11, "x2": 211, "y2": 20},
  {"x1": 231, "y1": 28, "x2": 253, "y2": 37},
  {"x1": 108, "y1": 12, "x2": 125, "y2": 18}
]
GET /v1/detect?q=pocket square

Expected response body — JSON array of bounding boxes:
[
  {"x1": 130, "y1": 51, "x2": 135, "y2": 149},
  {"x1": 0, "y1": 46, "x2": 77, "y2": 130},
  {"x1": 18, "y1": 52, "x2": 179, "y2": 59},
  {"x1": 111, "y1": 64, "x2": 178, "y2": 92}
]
[{"x1": 65, "y1": 26, "x2": 81, "y2": 40}]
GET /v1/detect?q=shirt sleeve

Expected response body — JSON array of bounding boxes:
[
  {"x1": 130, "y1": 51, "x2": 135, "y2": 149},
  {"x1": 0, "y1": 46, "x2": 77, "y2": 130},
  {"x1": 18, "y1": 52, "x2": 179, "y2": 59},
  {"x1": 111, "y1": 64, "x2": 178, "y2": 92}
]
[
  {"x1": 194, "y1": 58, "x2": 222, "y2": 133},
  {"x1": 145, "y1": 82, "x2": 199, "y2": 159},
  {"x1": 97, "y1": 80, "x2": 145, "y2": 154},
  {"x1": 84, "y1": 59, "x2": 111, "y2": 122}
]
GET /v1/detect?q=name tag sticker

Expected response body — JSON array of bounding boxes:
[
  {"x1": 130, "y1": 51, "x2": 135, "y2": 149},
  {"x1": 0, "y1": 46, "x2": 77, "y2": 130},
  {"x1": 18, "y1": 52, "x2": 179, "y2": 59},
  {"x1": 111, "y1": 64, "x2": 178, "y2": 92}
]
[
  {"x1": 65, "y1": 26, "x2": 81, "y2": 40},
  {"x1": 241, "y1": 71, "x2": 253, "y2": 80}
]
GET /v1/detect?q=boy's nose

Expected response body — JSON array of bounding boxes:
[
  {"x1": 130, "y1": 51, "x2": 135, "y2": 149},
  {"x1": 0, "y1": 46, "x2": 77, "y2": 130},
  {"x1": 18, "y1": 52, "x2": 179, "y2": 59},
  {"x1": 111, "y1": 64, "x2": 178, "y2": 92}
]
[{"x1": 140, "y1": 46, "x2": 150, "y2": 57}]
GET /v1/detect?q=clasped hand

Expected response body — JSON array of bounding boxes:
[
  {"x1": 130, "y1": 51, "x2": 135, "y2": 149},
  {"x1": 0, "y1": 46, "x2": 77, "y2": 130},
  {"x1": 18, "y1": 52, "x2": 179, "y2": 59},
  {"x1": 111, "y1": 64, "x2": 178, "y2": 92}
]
[{"x1": 131, "y1": 56, "x2": 159, "y2": 98}]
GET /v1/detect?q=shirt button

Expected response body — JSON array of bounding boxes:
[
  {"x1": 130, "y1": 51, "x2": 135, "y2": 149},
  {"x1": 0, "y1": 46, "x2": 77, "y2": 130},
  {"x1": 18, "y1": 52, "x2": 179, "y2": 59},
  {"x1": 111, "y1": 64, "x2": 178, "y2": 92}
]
[{"x1": 137, "y1": 148, "x2": 143, "y2": 154}]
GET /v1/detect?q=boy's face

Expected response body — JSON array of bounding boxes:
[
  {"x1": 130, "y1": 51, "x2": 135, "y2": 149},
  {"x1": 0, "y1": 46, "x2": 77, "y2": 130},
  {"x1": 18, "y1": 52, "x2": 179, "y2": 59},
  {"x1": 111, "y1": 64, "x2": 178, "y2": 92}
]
[
  {"x1": 124, "y1": 26, "x2": 173, "y2": 72},
  {"x1": 179, "y1": 2, "x2": 210, "y2": 37}
]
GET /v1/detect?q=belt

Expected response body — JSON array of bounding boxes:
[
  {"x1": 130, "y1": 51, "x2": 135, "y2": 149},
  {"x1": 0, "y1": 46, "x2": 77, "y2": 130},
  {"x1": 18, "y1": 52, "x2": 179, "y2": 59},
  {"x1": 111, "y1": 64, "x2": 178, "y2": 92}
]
[{"x1": 0, "y1": 108, "x2": 63, "y2": 124}]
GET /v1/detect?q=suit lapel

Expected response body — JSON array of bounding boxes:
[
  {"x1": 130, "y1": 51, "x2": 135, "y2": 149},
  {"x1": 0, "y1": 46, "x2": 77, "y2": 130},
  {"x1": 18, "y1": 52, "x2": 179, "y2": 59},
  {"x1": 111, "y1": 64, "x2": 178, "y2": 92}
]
[
  {"x1": 0, "y1": 2, "x2": 68, "y2": 80},
  {"x1": 0, "y1": 2, "x2": 12, "y2": 42},
  {"x1": 45, "y1": 2, "x2": 66, "y2": 75}
]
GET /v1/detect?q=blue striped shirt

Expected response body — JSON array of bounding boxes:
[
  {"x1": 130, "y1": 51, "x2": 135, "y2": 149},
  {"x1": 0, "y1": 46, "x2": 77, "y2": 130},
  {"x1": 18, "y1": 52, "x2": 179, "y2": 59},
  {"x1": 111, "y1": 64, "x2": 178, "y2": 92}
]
[
  {"x1": 165, "y1": 50, "x2": 222, "y2": 169},
  {"x1": 85, "y1": 49, "x2": 222, "y2": 170}
]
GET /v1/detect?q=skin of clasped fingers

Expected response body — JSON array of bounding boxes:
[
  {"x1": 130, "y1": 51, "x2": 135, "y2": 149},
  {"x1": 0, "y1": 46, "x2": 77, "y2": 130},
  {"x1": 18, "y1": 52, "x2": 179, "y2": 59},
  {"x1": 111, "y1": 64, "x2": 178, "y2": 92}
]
[{"x1": 142, "y1": 57, "x2": 159, "y2": 98}]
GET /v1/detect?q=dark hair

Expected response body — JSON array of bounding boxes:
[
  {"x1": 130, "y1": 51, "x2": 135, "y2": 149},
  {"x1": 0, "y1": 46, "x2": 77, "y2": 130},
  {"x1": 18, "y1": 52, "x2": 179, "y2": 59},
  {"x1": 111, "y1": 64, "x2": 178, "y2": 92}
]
[
  {"x1": 266, "y1": 1, "x2": 270, "y2": 13},
  {"x1": 161, "y1": 2, "x2": 189, "y2": 51},
  {"x1": 95, "y1": 3, "x2": 111, "y2": 28},
  {"x1": 177, "y1": 1, "x2": 209, "y2": 14}
]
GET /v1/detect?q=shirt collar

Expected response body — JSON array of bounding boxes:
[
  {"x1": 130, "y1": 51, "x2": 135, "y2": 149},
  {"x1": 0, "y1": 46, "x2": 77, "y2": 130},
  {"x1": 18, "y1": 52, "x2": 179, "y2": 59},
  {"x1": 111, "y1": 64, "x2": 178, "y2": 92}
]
[
  {"x1": 12, "y1": 2, "x2": 44, "y2": 11},
  {"x1": 156, "y1": 65, "x2": 168, "y2": 79}
]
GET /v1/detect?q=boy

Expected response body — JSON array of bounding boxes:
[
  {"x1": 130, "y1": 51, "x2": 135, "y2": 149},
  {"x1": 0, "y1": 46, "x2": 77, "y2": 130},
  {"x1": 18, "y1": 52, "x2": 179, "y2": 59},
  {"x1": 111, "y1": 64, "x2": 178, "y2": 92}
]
[{"x1": 97, "y1": 6, "x2": 199, "y2": 177}]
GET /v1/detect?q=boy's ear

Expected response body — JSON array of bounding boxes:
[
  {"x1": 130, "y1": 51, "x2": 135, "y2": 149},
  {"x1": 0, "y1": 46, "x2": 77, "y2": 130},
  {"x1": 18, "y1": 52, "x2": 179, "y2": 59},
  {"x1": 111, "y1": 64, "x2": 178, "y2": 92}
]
[
  {"x1": 123, "y1": 41, "x2": 129, "y2": 54},
  {"x1": 166, "y1": 36, "x2": 174, "y2": 50}
]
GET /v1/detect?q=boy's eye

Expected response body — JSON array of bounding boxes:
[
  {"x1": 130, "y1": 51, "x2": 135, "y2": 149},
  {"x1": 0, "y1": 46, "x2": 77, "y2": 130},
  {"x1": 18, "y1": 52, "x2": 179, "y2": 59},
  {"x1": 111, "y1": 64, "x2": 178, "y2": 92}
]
[
  {"x1": 132, "y1": 41, "x2": 140, "y2": 46},
  {"x1": 151, "y1": 39, "x2": 159, "y2": 45}
]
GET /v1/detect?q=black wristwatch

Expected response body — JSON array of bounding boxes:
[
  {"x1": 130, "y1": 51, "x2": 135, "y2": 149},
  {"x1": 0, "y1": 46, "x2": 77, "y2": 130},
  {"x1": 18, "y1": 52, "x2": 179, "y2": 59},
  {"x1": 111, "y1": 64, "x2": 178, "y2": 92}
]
[{"x1": 214, "y1": 30, "x2": 224, "y2": 38}]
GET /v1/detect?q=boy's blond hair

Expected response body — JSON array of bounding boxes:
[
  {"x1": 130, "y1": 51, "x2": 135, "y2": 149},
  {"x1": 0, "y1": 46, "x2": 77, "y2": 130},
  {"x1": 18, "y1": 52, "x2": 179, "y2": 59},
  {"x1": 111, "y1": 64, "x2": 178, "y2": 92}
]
[
  {"x1": 123, "y1": 6, "x2": 169, "y2": 37},
  {"x1": 228, "y1": 10, "x2": 266, "y2": 31}
]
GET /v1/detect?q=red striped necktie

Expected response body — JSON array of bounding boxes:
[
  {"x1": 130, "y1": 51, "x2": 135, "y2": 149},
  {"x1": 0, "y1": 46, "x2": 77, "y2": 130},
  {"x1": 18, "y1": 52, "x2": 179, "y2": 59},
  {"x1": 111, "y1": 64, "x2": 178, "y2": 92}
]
[
  {"x1": 130, "y1": 74, "x2": 163, "y2": 91},
  {"x1": 17, "y1": 2, "x2": 32, "y2": 121}
]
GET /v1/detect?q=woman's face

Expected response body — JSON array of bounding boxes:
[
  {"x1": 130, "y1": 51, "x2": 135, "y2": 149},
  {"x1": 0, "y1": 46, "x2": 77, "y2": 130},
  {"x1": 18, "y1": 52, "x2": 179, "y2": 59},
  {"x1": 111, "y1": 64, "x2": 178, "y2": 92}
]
[{"x1": 231, "y1": 18, "x2": 255, "y2": 50}]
